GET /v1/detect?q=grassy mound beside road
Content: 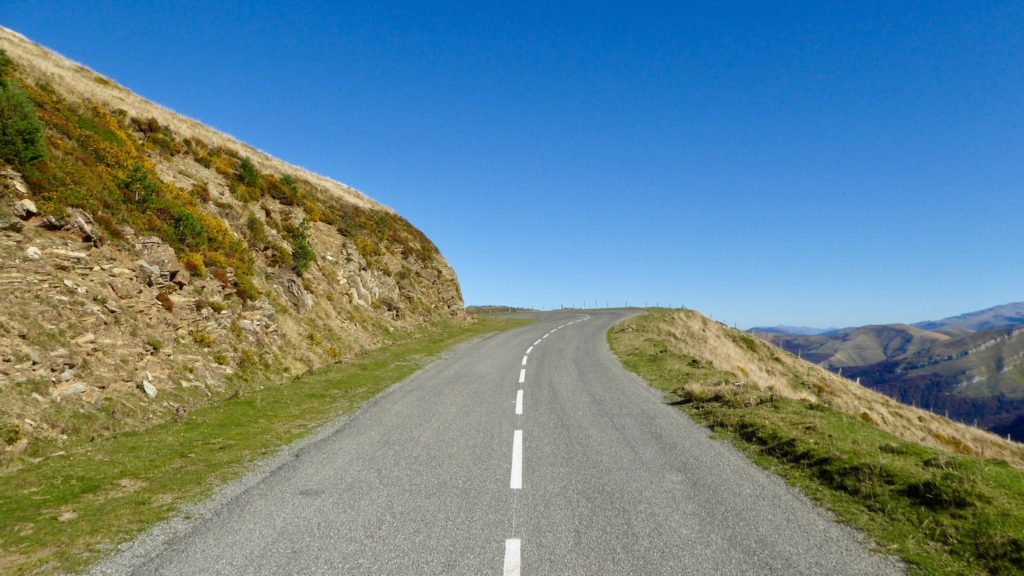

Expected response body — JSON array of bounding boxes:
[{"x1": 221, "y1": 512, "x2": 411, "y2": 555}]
[
  {"x1": 609, "y1": 309, "x2": 1024, "y2": 576},
  {"x1": 0, "y1": 316, "x2": 530, "y2": 575}
]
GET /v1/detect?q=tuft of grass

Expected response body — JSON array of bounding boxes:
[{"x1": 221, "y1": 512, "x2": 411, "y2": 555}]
[
  {"x1": 610, "y1": 311, "x2": 1024, "y2": 576},
  {"x1": 1, "y1": 422, "x2": 22, "y2": 446},
  {"x1": 144, "y1": 335, "x2": 163, "y2": 352},
  {"x1": 0, "y1": 316, "x2": 530, "y2": 574}
]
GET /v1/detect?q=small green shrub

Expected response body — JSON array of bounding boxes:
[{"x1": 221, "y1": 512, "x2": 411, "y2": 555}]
[
  {"x1": 237, "y1": 156, "x2": 260, "y2": 188},
  {"x1": 172, "y1": 209, "x2": 207, "y2": 248},
  {"x1": 290, "y1": 219, "x2": 315, "y2": 275},
  {"x1": 120, "y1": 162, "x2": 160, "y2": 210},
  {"x1": 0, "y1": 54, "x2": 46, "y2": 168}
]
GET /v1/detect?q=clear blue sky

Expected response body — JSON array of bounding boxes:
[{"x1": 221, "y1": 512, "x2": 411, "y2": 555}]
[{"x1": 4, "y1": 1, "x2": 1023, "y2": 328}]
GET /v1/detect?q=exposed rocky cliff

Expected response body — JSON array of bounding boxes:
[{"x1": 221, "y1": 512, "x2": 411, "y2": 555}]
[{"x1": 0, "y1": 27, "x2": 463, "y2": 455}]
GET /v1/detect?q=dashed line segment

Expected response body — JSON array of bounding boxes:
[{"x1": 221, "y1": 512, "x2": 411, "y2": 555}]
[{"x1": 502, "y1": 314, "x2": 590, "y2": 573}]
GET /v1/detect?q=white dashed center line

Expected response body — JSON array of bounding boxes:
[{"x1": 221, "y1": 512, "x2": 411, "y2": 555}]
[
  {"x1": 510, "y1": 430, "x2": 523, "y2": 489},
  {"x1": 501, "y1": 315, "x2": 593, "y2": 572},
  {"x1": 503, "y1": 538, "x2": 521, "y2": 576}
]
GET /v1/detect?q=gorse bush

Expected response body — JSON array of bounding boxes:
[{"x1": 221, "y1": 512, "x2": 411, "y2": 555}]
[
  {"x1": 181, "y1": 252, "x2": 206, "y2": 277},
  {"x1": 267, "y1": 174, "x2": 300, "y2": 206},
  {"x1": 0, "y1": 49, "x2": 46, "y2": 169},
  {"x1": 14, "y1": 70, "x2": 261, "y2": 301}
]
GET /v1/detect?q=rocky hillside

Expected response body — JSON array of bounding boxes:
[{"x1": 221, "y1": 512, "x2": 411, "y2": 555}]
[{"x1": 0, "y1": 27, "x2": 463, "y2": 457}]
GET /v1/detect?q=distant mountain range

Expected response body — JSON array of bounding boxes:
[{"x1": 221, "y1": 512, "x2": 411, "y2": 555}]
[
  {"x1": 914, "y1": 302, "x2": 1024, "y2": 334},
  {"x1": 751, "y1": 302, "x2": 1024, "y2": 441},
  {"x1": 747, "y1": 325, "x2": 836, "y2": 336}
]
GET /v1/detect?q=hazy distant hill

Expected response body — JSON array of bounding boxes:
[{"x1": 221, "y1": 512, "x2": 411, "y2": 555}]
[
  {"x1": 747, "y1": 325, "x2": 834, "y2": 336},
  {"x1": 914, "y1": 302, "x2": 1024, "y2": 334},
  {"x1": 756, "y1": 324, "x2": 949, "y2": 368},
  {"x1": 755, "y1": 303, "x2": 1024, "y2": 439},
  {"x1": 845, "y1": 325, "x2": 1024, "y2": 439}
]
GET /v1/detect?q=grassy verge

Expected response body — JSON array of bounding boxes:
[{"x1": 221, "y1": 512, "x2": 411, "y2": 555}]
[
  {"x1": 609, "y1": 311, "x2": 1024, "y2": 576},
  {"x1": 0, "y1": 316, "x2": 530, "y2": 575}
]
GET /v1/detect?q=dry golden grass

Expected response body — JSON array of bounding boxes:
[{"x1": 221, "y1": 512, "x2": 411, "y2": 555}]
[
  {"x1": 0, "y1": 25, "x2": 384, "y2": 212},
  {"x1": 639, "y1": 309, "x2": 1024, "y2": 467}
]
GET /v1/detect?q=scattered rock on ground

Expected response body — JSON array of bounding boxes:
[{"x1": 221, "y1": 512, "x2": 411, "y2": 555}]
[
  {"x1": 0, "y1": 215, "x2": 23, "y2": 232},
  {"x1": 11, "y1": 198, "x2": 37, "y2": 220},
  {"x1": 58, "y1": 383, "x2": 87, "y2": 395},
  {"x1": 138, "y1": 374, "x2": 157, "y2": 398}
]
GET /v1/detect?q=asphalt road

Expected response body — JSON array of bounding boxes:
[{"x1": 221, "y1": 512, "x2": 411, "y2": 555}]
[{"x1": 103, "y1": 310, "x2": 903, "y2": 575}]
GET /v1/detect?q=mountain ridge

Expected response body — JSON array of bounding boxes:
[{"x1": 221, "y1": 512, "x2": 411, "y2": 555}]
[{"x1": 914, "y1": 301, "x2": 1024, "y2": 334}]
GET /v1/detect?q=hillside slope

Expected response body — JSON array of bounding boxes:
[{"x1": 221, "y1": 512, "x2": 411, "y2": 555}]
[
  {"x1": 0, "y1": 27, "x2": 463, "y2": 458},
  {"x1": 611, "y1": 309, "x2": 1024, "y2": 574},
  {"x1": 846, "y1": 326, "x2": 1024, "y2": 439},
  {"x1": 628, "y1": 309, "x2": 1024, "y2": 465}
]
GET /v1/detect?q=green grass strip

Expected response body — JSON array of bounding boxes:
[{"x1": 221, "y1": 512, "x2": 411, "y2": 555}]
[
  {"x1": 609, "y1": 311, "x2": 1024, "y2": 576},
  {"x1": 0, "y1": 317, "x2": 530, "y2": 575}
]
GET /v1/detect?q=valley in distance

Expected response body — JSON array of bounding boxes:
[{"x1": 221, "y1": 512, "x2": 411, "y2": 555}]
[{"x1": 752, "y1": 302, "x2": 1024, "y2": 440}]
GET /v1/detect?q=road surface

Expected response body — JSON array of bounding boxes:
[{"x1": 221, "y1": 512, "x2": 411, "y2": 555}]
[{"x1": 99, "y1": 310, "x2": 902, "y2": 575}]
